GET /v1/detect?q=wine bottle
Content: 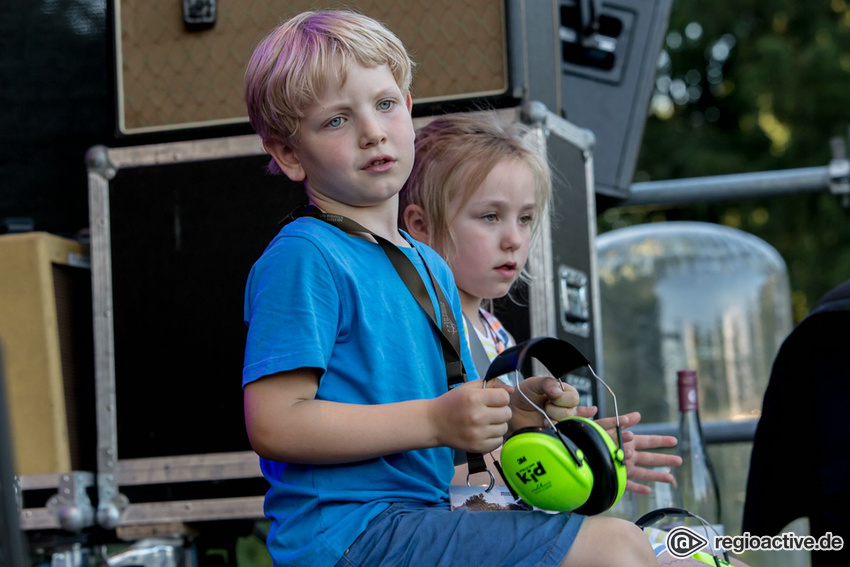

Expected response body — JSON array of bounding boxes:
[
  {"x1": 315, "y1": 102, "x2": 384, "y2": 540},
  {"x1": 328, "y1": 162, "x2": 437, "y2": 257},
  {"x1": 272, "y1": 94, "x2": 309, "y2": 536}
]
[{"x1": 675, "y1": 369, "x2": 723, "y2": 537}]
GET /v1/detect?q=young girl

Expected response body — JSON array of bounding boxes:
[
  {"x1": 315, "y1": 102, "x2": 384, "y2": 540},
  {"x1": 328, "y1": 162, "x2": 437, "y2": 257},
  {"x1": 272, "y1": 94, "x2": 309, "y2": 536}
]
[
  {"x1": 399, "y1": 111, "x2": 680, "y2": 497},
  {"x1": 400, "y1": 111, "x2": 551, "y2": 494},
  {"x1": 399, "y1": 112, "x2": 753, "y2": 565},
  {"x1": 400, "y1": 112, "x2": 546, "y2": 363}
]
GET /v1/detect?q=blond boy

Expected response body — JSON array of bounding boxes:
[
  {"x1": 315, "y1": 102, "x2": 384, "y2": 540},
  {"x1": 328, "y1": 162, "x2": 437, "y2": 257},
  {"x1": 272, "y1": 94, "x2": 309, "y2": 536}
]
[{"x1": 242, "y1": 10, "x2": 656, "y2": 566}]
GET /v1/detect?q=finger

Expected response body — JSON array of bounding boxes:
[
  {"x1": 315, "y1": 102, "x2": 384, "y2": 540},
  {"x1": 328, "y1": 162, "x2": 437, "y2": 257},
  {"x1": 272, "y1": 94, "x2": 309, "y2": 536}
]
[
  {"x1": 595, "y1": 413, "x2": 633, "y2": 430},
  {"x1": 632, "y1": 434, "x2": 679, "y2": 451},
  {"x1": 518, "y1": 376, "x2": 578, "y2": 405},
  {"x1": 631, "y1": 452, "x2": 682, "y2": 471},
  {"x1": 543, "y1": 379, "x2": 580, "y2": 406},
  {"x1": 626, "y1": 465, "x2": 678, "y2": 487},
  {"x1": 632, "y1": 451, "x2": 682, "y2": 469},
  {"x1": 576, "y1": 405, "x2": 597, "y2": 418},
  {"x1": 625, "y1": 480, "x2": 652, "y2": 495},
  {"x1": 544, "y1": 402, "x2": 577, "y2": 422},
  {"x1": 484, "y1": 377, "x2": 515, "y2": 393},
  {"x1": 623, "y1": 411, "x2": 642, "y2": 426},
  {"x1": 470, "y1": 434, "x2": 508, "y2": 454},
  {"x1": 481, "y1": 387, "x2": 512, "y2": 407},
  {"x1": 594, "y1": 416, "x2": 615, "y2": 430}
]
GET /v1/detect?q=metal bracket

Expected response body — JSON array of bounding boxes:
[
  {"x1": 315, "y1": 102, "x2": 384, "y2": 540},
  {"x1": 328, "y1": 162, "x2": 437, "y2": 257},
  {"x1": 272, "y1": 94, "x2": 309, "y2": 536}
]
[
  {"x1": 85, "y1": 145, "x2": 118, "y2": 181},
  {"x1": 182, "y1": 0, "x2": 217, "y2": 32},
  {"x1": 559, "y1": 265, "x2": 590, "y2": 337},
  {"x1": 19, "y1": 471, "x2": 95, "y2": 532},
  {"x1": 559, "y1": 0, "x2": 630, "y2": 83},
  {"x1": 46, "y1": 472, "x2": 96, "y2": 532},
  {"x1": 96, "y1": 472, "x2": 130, "y2": 530},
  {"x1": 828, "y1": 129, "x2": 850, "y2": 207}
]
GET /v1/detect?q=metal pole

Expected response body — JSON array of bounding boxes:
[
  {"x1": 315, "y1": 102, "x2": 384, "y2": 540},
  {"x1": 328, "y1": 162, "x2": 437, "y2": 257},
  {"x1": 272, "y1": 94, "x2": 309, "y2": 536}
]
[
  {"x1": 623, "y1": 166, "x2": 832, "y2": 207},
  {"x1": 620, "y1": 133, "x2": 849, "y2": 207},
  {"x1": 631, "y1": 418, "x2": 759, "y2": 445}
]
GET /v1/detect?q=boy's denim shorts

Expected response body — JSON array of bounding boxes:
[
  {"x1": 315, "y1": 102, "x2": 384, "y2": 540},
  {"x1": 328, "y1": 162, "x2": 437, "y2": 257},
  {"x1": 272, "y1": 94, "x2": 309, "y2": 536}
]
[{"x1": 334, "y1": 501, "x2": 584, "y2": 567}]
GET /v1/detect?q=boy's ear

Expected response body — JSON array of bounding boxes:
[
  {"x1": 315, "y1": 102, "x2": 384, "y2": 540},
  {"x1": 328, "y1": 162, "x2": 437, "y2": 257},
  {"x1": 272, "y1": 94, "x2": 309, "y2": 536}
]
[
  {"x1": 402, "y1": 204, "x2": 431, "y2": 245},
  {"x1": 263, "y1": 138, "x2": 306, "y2": 182},
  {"x1": 405, "y1": 92, "x2": 413, "y2": 112}
]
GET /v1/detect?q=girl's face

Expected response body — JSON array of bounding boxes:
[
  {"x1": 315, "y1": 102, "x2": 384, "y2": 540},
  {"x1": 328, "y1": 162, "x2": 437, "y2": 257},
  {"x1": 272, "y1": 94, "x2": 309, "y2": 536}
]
[{"x1": 447, "y1": 158, "x2": 537, "y2": 310}]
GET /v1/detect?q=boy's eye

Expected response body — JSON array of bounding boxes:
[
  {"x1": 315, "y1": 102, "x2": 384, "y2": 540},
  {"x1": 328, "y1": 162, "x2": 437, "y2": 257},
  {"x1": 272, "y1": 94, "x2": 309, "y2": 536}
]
[
  {"x1": 326, "y1": 116, "x2": 345, "y2": 128},
  {"x1": 378, "y1": 99, "x2": 394, "y2": 111}
]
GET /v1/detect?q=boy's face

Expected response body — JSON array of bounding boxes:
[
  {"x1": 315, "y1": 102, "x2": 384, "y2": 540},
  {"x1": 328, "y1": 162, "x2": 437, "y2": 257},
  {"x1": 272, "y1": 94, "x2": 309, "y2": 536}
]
[
  {"x1": 447, "y1": 159, "x2": 536, "y2": 306},
  {"x1": 266, "y1": 62, "x2": 415, "y2": 211}
]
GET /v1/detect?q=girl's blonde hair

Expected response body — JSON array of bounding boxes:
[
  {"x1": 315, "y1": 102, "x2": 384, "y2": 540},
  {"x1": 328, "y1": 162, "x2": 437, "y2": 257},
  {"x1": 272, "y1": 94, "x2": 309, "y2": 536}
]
[
  {"x1": 400, "y1": 112, "x2": 551, "y2": 278},
  {"x1": 244, "y1": 10, "x2": 414, "y2": 174}
]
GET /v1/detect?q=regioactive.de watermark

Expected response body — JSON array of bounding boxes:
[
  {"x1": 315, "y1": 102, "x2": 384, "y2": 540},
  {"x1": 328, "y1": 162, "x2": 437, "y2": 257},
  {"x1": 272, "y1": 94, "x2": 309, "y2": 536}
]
[{"x1": 665, "y1": 525, "x2": 845, "y2": 558}]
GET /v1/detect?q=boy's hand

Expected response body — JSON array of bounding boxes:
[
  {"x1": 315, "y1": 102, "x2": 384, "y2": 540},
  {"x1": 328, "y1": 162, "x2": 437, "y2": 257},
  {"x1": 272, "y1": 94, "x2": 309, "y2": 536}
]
[
  {"x1": 489, "y1": 376, "x2": 580, "y2": 431},
  {"x1": 428, "y1": 381, "x2": 511, "y2": 454}
]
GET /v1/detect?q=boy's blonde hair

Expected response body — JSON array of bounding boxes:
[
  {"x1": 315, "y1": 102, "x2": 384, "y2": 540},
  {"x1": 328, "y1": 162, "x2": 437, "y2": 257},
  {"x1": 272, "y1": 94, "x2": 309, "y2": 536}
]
[
  {"x1": 244, "y1": 10, "x2": 414, "y2": 173},
  {"x1": 400, "y1": 112, "x2": 551, "y2": 269}
]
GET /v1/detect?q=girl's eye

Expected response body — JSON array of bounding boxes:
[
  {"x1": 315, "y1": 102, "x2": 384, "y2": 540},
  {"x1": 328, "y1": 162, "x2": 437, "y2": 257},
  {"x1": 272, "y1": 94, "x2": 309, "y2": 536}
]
[
  {"x1": 519, "y1": 214, "x2": 534, "y2": 226},
  {"x1": 481, "y1": 213, "x2": 498, "y2": 223},
  {"x1": 378, "y1": 100, "x2": 394, "y2": 111},
  {"x1": 326, "y1": 116, "x2": 345, "y2": 128}
]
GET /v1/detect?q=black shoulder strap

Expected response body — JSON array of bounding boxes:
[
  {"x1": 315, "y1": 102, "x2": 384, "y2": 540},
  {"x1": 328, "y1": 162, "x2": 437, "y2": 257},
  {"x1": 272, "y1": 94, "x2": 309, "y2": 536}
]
[
  {"x1": 297, "y1": 207, "x2": 488, "y2": 474},
  {"x1": 304, "y1": 208, "x2": 465, "y2": 386}
]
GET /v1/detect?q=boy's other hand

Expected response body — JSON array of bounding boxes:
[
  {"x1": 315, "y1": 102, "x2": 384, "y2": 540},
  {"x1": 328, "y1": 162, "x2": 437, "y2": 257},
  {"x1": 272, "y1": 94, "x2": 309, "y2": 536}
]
[
  {"x1": 428, "y1": 381, "x2": 511, "y2": 454},
  {"x1": 488, "y1": 376, "x2": 580, "y2": 432}
]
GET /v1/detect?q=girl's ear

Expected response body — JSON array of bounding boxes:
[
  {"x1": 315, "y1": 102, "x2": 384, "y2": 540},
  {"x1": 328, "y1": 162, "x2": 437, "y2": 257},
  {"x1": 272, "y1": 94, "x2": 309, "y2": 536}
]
[
  {"x1": 402, "y1": 204, "x2": 431, "y2": 245},
  {"x1": 263, "y1": 139, "x2": 306, "y2": 182}
]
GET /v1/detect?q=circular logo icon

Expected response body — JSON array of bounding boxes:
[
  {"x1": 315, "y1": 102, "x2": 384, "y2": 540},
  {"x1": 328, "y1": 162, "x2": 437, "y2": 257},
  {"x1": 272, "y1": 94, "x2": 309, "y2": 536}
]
[{"x1": 665, "y1": 526, "x2": 709, "y2": 558}]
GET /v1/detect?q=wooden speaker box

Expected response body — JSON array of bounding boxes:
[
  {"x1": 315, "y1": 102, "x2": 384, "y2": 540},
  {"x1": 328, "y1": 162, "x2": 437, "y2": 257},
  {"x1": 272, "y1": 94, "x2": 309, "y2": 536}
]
[
  {"x1": 114, "y1": 0, "x2": 509, "y2": 135},
  {"x1": 0, "y1": 233, "x2": 95, "y2": 476}
]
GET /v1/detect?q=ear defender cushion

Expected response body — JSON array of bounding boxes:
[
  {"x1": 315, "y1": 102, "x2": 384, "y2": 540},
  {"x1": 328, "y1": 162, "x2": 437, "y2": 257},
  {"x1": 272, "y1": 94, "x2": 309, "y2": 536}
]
[
  {"x1": 500, "y1": 427, "x2": 594, "y2": 512},
  {"x1": 556, "y1": 417, "x2": 627, "y2": 515}
]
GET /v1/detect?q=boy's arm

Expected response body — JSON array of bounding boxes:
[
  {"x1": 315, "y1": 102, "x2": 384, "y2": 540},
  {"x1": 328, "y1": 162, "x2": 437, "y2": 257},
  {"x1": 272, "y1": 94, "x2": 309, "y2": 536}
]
[{"x1": 244, "y1": 369, "x2": 512, "y2": 464}]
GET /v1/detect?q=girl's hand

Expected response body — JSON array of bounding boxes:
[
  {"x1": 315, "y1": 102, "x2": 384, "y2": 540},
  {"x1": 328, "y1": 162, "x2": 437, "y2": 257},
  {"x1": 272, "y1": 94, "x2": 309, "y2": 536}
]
[{"x1": 593, "y1": 411, "x2": 682, "y2": 494}]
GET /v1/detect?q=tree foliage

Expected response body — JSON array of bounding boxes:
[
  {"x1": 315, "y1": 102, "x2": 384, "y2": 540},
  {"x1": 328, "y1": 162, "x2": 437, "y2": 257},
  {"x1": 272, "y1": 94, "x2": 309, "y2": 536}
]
[{"x1": 600, "y1": 0, "x2": 850, "y2": 320}]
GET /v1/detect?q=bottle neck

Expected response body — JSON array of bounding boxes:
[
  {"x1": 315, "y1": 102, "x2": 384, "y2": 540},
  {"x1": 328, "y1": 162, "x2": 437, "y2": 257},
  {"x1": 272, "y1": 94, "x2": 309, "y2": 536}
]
[
  {"x1": 678, "y1": 384, "x2": 699, "y2": 412},
  {"x1": 679, "y1": 408, "x2": 703, "y2": 437}
]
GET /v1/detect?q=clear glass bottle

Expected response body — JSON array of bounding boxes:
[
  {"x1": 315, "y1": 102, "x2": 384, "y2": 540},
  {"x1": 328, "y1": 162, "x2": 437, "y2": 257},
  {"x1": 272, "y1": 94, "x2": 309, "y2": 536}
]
[{"x1": 676, "y1": 369, "x2": 723, "y2": 536}]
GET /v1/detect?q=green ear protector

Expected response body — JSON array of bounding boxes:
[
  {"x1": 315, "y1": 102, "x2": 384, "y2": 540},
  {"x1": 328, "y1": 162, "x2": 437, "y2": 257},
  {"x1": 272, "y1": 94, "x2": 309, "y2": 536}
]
[
  {"x1": 635, "y1": 507, "x2": 732, "y2": 566},
  {"x1": 484, "y1": 337, "x2": 627, "y2": 515}
]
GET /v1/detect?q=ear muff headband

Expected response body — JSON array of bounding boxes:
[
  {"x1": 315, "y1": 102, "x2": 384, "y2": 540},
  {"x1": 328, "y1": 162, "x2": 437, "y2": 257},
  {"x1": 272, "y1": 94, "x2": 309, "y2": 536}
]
[
  {"x1": 485, "y1": 337, "x2": 626, "y2": 514},
  {"x1": 635, "y1": 507, "x2": 732, "y2": 566},
  {"x1": 484, "y1": 337, "x2": 590, "y2": 382}
]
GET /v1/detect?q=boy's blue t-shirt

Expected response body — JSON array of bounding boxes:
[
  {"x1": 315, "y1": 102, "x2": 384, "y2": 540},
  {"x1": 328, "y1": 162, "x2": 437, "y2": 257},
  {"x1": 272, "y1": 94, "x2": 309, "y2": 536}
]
[{"x1": 242, "y1": 217, "x2": 480, "y2": 567}]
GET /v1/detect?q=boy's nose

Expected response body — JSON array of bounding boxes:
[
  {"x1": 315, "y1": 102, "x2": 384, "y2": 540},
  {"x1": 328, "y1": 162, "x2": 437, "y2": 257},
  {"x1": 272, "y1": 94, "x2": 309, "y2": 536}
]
[{"x1": 360, "y1": 117, "x2": 387, "y2": 147}]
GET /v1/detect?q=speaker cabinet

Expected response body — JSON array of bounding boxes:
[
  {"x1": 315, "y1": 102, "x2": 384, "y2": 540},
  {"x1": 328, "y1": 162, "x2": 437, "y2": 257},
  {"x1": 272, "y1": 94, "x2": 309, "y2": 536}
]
[
  {"x1": 113, "y1": 0, "x2": 671, "y2": 205},
  {"x1": 0, "y1": 232, "x2": 95, "y2": 475},
  {"x1": 114, "y1": 0, "x2": 509, "y2": 135},
  {"x1": 558, "y1": 0, "x2": 673, "y2": 201}
]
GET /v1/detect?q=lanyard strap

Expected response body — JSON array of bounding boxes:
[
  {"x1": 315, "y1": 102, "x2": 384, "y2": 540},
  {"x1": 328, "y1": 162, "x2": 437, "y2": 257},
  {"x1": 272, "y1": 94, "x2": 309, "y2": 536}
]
[
  {"x1": 295, "y1": 206, "x2": 488, "y2": 476},
  {"x1": 303, "y1": 207, "x2": 466, "y2": 386}
]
